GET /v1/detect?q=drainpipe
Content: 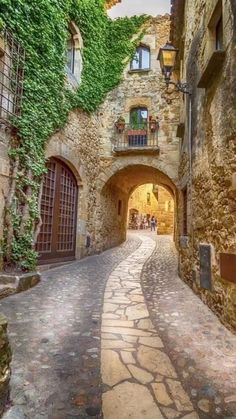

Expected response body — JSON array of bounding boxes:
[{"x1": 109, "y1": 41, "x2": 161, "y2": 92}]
[{"x1": 187, "y1": 92, "x2": 194, "y2": 265}]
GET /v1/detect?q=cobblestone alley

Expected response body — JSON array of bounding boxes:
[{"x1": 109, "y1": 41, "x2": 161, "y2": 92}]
[{"x1": 0, "y1": 233, "x2": 236, "y2": 419}]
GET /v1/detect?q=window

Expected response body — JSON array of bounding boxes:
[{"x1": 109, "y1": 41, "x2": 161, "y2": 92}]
[
  {"x1": 198, "y1": 3, "x2": 225, "y2": 88},
  {"x1": 215, "y1": 16, "x2": 223, "y2": 50},
  {"x1": 67, "y1": 31, "x2": 75, "y2": 74},
  {"x1": 0, "y1": 30, "x2": 24, "y2": 122},
  {"x1": 182, "y1": 188, "x2": 188, "y2": 236},
  {"x1": 208, "y1": 1, "x2": 224, "y2": 52},
  {"x1": 130, "y1": 45, "x2": 150, "y2": 71},
  {"x1": 66, "y1": 22, "x2": 83, "y2": 87},
  {"x1": 147, "y1": 193, "x2": 151, "y2": 205},
  {"x1": 130, "y1": 107, "x2": 148, "y2": 129},
  {"x1": 128, "y1": 107, "x2": 148, "y2": 147}
]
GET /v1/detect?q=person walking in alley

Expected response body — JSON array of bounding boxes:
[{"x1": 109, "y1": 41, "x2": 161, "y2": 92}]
[{"x1": 150, "y1": 215, "x2": 156, "y2": 231}]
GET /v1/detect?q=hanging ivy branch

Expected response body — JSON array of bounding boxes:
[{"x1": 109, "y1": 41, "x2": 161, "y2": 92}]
[{"x1": 0, "y1": 0, "x2": 147, "y2": 271}]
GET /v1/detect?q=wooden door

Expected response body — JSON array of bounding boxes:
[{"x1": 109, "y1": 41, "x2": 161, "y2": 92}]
[{"x1": 36, "y1": 158, "x2": 78, "y2": 264}]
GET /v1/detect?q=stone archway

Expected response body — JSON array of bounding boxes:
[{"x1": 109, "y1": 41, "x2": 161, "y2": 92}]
[{"x1": 95, "y1": 163, "x2": 178, "y2": 252}]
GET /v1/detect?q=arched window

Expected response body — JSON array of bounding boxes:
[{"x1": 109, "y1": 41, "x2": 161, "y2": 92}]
[
  {"x1": 130, "y1": 45, "x2": 150, "y2": 71},
  {"x1": 67, "y1": 31, "x2": 75, "y2": 74},
  {"x1": 66, "y1": 22, "x2": 83, "y2": 87}
]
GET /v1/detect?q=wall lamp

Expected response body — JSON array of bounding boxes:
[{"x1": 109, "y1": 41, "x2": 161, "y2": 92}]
[{"x1": 157, "y1": 41, "x2": 191, "y2": 95}]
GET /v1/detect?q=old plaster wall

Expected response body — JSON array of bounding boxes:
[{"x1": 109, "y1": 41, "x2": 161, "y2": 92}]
[{"x1": 173, "y1": 0, "x2": 236, "y2": 331}]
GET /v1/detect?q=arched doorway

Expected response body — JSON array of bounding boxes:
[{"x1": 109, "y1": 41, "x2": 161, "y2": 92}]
[{"x1": 36, "y1": 158, "x2": 78, "y2": 264}]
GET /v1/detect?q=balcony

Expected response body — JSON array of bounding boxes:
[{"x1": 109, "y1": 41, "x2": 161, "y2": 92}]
[{"x1": 113, "y1": 123, "x2": 159, "y2": 155}]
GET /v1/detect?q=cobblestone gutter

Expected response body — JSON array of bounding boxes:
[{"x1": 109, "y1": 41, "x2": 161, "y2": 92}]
[{"x1": 0, "y1": 314, "x2": 11, "y2": 416}]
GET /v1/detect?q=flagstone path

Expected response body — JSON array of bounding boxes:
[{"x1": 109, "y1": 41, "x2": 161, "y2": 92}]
[
  {"x1": 1, "y1": 232, "x2": 236, "y2": 418},
  {"x1": 101, "y1": 234, "x2": 198, "y2": 419}
]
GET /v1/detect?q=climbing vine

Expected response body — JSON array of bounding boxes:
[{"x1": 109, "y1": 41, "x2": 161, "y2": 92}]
[{"x1": 0, "y1": 0, "x2": 147, "y2": 271}]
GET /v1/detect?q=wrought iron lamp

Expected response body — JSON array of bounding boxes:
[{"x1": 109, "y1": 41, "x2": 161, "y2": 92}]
[{"x1": 157, "y1": 41, "x2": 191, "y2": 95}]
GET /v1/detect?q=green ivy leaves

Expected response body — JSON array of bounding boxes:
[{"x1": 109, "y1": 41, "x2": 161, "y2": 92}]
[{"x1": 0, "y1": 0, "x2": 146, "y2": 270}]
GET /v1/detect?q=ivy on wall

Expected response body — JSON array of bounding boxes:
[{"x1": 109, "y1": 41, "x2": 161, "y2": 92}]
[{"x1": 0, "y1": 0, "x2": 147, "y2": 271}]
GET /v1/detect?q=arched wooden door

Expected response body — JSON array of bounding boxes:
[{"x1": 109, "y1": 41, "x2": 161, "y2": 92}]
[{"x1": 36, "y1": 158, "x2": 78, "y2": 264}]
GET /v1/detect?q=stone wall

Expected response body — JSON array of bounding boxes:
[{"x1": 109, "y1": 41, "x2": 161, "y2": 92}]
[
  {"x1": 46, "y1": 15, "x2": 180, "y2": 255},
  {"x1": 94, "y1": 15, "x2": 180, "y2": 249},
  {"x1": 0, "y1": 16, "x2": 181, "y2": 263},
  {"x1": 128, "y1": 184, "x2": 174, "y2": 234},
  {"x1": 0, "y1": 314, "x2": 11, "y2": 415},
  {"x1": 172, "y1": 0, "x2": 236, "y2": 331},
  {"x1": 45, "y1": 109, "x2": 101, "y2": 257}
]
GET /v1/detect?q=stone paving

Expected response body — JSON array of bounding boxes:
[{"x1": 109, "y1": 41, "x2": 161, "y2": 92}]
[
  {"x1": 141, "y1": 233, "x2": 236, "y2": 419},
  {"x1": 101, "y1": 233, "x2": 198, "y2": 419},
  {"x1": 0, "y1": 236, "x2": 141, "y2": 419},
  {"x1": 1, "y1": 232, "x2": 236, "y2": 419}
]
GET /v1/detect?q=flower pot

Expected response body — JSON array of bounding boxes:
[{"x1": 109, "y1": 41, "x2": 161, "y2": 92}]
[
  {"x1": 115, "y1": 121, "x2": 125, "y2": 133},
  {"x1": 150, "y1": 121, "x2": 158, "y2": 133}
]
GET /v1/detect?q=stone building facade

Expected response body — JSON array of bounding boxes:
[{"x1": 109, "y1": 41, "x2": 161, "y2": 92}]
[
  {"x1": 35, "y1": 15, "x2": 181, "y2": 263},
  {"x1": 128, "y1": 184, "x2": 174, "y2": 234},
  {"x1": 95, "y1": 15, "x2": 180, "y2": 250},
  {"x1": 171, "y1": 0, "x2": 236, "y2": 331},
  {"x1": 0, "y1": 15, "x2": 180, "y2": 266}
]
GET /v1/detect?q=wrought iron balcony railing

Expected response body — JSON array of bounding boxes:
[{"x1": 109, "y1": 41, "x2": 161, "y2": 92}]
[{"x1": 113, "y1": 123, "x2": 159, "y2": 153}]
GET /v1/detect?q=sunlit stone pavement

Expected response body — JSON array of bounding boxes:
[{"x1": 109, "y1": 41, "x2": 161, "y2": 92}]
[
  {"x1": 101, "y1": 233, "x2": 197, "y2": 419},
  {"x1": 141, "y1": 233, "x2": 236, "y2": 419},
  {"x1": 1, "y1": 232, "x2": 236, "y2": 418}
]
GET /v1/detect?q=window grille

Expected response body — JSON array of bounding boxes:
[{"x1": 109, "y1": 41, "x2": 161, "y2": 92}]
[{"x1": 0, "y1": 29, "x2": 25, "y2": 127}]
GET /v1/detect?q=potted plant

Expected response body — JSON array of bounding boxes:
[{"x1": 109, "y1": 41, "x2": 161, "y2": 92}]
[
  {"x1": 115, "y1": 116, "x2": 126, "y2": 133},
  {"x1": 128, "y1": 113, "x2": 147, "y2": 135},
  {"x1": 149, "y1": 115, "x2": 159, "y2": 133}
]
